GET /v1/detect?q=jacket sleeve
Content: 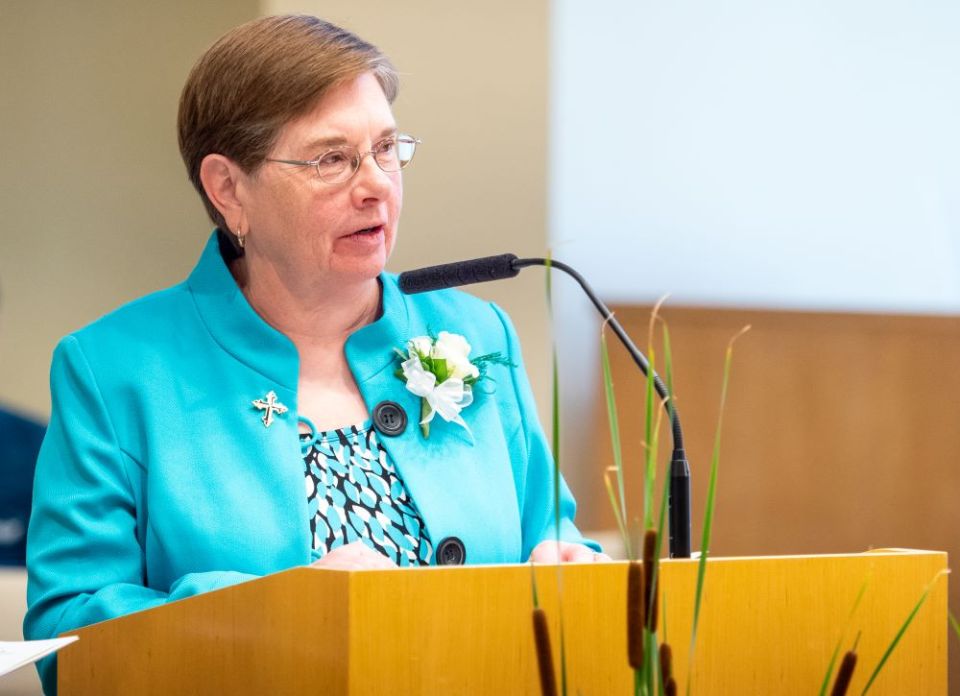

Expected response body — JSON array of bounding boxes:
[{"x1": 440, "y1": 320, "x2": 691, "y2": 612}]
[
  {"x1": 490, "y1": 305, "x2": 601, "y2": 560},
  {"x1": 24, "y1": 337, "x2": 256, "y2": 694}
]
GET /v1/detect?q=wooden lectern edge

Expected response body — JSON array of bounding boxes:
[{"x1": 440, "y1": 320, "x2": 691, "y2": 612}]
[
  {"x1": 672, "y1": 547, "x2": 948, "y2": 563},
  {"x1": 56, "y1": 546, "x2": 947, "y2": 640},
  {"x1": 54, "y1": 549, "x2": 949, "y2": 694}
]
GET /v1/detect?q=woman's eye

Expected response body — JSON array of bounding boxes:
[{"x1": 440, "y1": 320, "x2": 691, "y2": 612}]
[{"x1": 318, "y1": 150, "x2": 348, "y2": 166}]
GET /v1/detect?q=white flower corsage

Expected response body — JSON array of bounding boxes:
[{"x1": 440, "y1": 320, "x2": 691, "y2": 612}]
[{"x1": 394, "y1": 331, "x2": 513, "y2": 438}]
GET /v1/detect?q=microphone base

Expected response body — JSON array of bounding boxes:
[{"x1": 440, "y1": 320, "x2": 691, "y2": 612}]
[{"x1": 668, "y1": 453, "x2": 692, "y2": 558}]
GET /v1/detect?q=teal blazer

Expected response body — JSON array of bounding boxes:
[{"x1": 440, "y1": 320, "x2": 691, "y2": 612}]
[{"x1": 25, "y1": 233, "x2": 594, "y2": 694}]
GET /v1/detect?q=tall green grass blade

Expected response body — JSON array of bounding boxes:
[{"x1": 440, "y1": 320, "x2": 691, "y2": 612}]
[
  {"x1": 638, "y1": 630, "x2": 649, "y2": 694},
  {"x1": 656, "y1": 315, "x2": 675, "y2": 553},
  {"x1": 644, "y1": 314, "x2": 676, "y2": 696},
  {"x1": 818, "y1": 577, "x2": 870, "y2": 696},
  {"x1": 860, "y1": 569, "x2": 948, "y2": 695},
  {"x1": 819, "y1": 643, "x2": 843, "y2": 696},
  {"x1": 643, "y1": 345, "x2": 657, "y2": 530},
  {"x1": 552, "y1": 346, "x2": 561, "y2": 544},
  {"x1": 602, "y1": 469, "x2": 630, "y2": 557},
  {"x1": 647, "y1": 468, "x2": 671, "y2": 689},
  {"x1": 686, "y1": 326, "x2": 749, "y2": 696},
  {"x1": 949, "y1": 610, "x2": 960, "y2": 644},
  {"x1": 545, "y1": 253, "x2": 561, "y2": 544},
  {"x1": 544, "y1": 252, "x2": 568, "y2": 696},
  {"x1": 531, "y1": 562, "x2": 539, "y2": 608},
  {"x1": 559, "y1": 609, "x2": 568, "y2": 696},
  {"x1": 658, "y1": 596, "x2": 668, "y2": 696},
  {"x1": 600, "y1": 327, "x2": 631, "y2": 558},
  {"x1": 642, "y1": 298, "x2": 669, "y2": 531},
  {"x1": 656, "y1": 316, "x2": 674, "y2": 551},
  {"x1": 662, "y1": 323, "x2": 675, "y2": 421}
]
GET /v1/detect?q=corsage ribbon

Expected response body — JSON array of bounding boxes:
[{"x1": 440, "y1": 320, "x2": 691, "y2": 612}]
[{"x1": 401, "y1": 356, "x2": 474, "y2": 433}]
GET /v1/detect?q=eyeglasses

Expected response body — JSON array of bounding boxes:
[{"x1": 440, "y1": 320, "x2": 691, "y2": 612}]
[{"x1": 265, "y1": 134, "x2": 420, "y2": 184}]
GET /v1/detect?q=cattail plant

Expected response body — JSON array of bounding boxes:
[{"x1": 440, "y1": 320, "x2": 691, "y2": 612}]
[
  {"x1": 829, "y1": 650, "x2": 857, "y2": 696},
  {"x1": 659, "y1": 643, "x2": 674, "y2": 684},
  {"x1": 642, "y1": 529, "x2": 660, "y2": 632},
  {"x1": 598, "y1": 299, "x2": 748, "y2": 694},
  {"x1": 627, "y1": 560, "x2": 645, "y2": 669},
  {"x1": 530, "y1": 564, "x2": 558, "y2": 696},
  {"x1": 533, "y1": 606, "x2": 558, "y2": 696}
]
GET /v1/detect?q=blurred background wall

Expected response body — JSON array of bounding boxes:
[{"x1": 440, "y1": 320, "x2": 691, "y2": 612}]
[
  {"x1": 550, "y1": 0, "x2": 960, "y2": 498},
  {"x1": 2, "y1": 0, "x2": 958, "y2": 693}
]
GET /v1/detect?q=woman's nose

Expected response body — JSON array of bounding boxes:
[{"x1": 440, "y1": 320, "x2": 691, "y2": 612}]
[{"x1": 350, "y1": 154, "x2": 395, "y2": 202}]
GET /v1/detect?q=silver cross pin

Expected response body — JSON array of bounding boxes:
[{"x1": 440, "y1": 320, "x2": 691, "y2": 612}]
[{"x1": 252, "y1": 390, "x2": 288, "y2": 428}]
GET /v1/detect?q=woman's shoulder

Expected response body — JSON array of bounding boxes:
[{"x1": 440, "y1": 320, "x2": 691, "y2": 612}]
[{"x1": 56, "y1": 281, "x2": 194, "y2": 365}]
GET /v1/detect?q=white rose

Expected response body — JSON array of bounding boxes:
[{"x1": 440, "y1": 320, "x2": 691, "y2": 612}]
[
  {"x1": 406, "y1": 335, "x2": 433, "y2": 358},
  {"x1": 432, "y1": 331, "x2": 480, "y2": 381}
]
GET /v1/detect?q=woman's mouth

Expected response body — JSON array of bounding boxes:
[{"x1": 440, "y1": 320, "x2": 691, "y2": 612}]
[
  {"x1": 351, "y1": 225, "x2": 383, "y2": 236},
  {"x1": 338, "y1": 225, "x2": 385, "y2": 250}
]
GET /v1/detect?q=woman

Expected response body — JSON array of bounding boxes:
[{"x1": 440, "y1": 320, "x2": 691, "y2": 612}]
[{"x1": 25, "y1": 15, "x2": 604, "y2": 694}]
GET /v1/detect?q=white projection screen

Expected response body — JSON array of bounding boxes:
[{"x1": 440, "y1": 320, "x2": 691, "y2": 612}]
[{"x1": 550, "y1": 0, "x2": 960, "y2": 313}]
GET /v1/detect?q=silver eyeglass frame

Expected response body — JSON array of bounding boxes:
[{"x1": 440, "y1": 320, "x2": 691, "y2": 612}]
[{"x1": 265, "y1": 133, "x2": 420, "y2": 184}]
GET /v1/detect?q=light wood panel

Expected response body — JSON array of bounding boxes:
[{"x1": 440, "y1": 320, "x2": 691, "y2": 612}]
[
  {"x1": 59, "y1": 551, "x2": 946, "y2": 694},
  {"x1": 585, "y1": 305, "x2": 960, "y2": 687}
]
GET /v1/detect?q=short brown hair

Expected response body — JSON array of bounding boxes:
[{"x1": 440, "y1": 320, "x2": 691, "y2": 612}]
[{"x1": 177, "y1": 15, "x2": 399, "y2": 234}]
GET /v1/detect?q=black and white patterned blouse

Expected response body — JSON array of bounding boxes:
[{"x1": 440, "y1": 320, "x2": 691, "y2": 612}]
[{"x1": 300, "y1": 419, "x2": 433, "y2": 566}]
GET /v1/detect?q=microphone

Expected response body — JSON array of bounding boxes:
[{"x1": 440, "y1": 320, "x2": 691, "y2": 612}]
[
  {"x1": 397, "y1": 254, "x2": 520, "y2": 294},
  {"x1": 398, "y1": 255, "x2": 692, "y2": 559}
]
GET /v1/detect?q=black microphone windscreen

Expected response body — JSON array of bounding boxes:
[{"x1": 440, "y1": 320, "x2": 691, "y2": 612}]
[{"x1": 398, "y1": 254, "x2": 520, "y2": 294}]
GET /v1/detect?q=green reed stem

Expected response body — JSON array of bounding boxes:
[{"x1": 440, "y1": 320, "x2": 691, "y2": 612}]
[
  {"x1": 544, "y1": 253, "x2": 569, "y2": 696},
  {"x1": 819, "y1": 577, "x2": 870, "y2": 696},
  {"x1": 949, "y1": 610, "x2": 960, "y2": 645},
  {"x1": 860, "y1": 569, "x2": 948, "y2": 695},
  {"x1": 686, "y1": 326, "x2": 749, "y2": 696},
  {"x1": 600, "y1": 327, "x2": 631, "y2": 559},
  {"x1": 643, "y1": 344, "x2": 657, "y2": 531}
]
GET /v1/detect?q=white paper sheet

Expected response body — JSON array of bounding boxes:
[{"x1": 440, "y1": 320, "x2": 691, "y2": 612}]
[{"x1": 0, "y1": 637, "x2": 78, "y2": 678}]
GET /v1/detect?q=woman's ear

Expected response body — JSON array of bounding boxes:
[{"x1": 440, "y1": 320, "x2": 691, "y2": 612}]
[{"x1": 199, "y1": 154, "x2": 247, "y2": 232}]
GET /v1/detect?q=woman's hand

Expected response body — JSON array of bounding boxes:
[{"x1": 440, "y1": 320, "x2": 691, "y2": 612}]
[
  {"x1": 529, "y1": 540, "x2": 612, "y2": 563},
  {"x1": 309, "y1": 541, "x2": 398, "y2": 570}
]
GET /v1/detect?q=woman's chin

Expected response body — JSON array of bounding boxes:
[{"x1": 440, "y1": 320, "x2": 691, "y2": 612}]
[
  {"x1": 328, "y1": 252, "x2": 387, "y2": 281},
  {"x1": 329, "y1": 228, "x2": 390, "y2": 278}
]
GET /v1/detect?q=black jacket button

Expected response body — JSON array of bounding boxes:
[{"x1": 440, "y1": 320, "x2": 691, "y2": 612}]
[
  {"x1": 372, "y1": 401, "x2": 407, "y2": 437},
  {"x1": 435, "y1": 536, "x2": 466, "y2": 565}
]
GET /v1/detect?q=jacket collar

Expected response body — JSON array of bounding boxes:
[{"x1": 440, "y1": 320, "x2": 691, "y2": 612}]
[{"x1": 186, "y1": 231, "x2": 410, "y2": 391}]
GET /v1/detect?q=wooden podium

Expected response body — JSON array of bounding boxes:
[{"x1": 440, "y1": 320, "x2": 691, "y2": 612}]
[{"x1": 58, "y1": 549, "x2": 947, "y2": 695}]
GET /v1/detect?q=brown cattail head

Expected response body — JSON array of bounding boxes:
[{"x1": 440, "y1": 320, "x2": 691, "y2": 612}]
[
  {"x1": 664, "y1": 676, "x2": 678, "y2": 696},
  {"x1": 830, "y1": 651, "x2": 858, "y2": 696},
  {"x1": 642, "y1": 529, "x2": 660, "y2": 632},
  {"x1": 627, "y1": 560, "x2": 645, "y2": 669},
  {"x1": 532, "y1": 608, "x2": 558, "y2": 696},
  {"x1": 659, "y1": 642, "x2": 674, "y2": 682}
]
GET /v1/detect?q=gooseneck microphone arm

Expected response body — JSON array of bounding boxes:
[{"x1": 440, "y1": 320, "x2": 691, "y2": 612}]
[{"x1": 397, "y1": 254, "x2": 692, "y2": 559}]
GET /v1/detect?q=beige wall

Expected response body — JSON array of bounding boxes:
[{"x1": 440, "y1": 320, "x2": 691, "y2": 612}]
[
  {"x1": 0, "y1": 1, "x2": 260, "y2": 419},
  {"x1": 0, "y1": 3, "x2": 260, "y2": 691},
  {"x1": 0, "y1": 1, "x2": 554, "y2": 427}
]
